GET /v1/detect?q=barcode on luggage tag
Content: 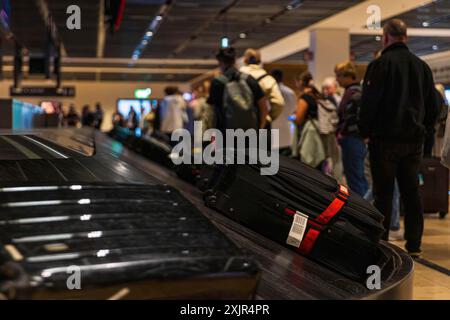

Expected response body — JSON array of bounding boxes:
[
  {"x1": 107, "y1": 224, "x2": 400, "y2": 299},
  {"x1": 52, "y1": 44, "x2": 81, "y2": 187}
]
[{"x1": 286, "y1": 211, "x2": 308, "y2": 248}]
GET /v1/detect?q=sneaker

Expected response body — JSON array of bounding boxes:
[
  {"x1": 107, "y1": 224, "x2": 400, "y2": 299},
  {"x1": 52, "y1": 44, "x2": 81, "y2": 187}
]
[{"x1": 389, "y1": 229, "x2": 404, "y2": 241}]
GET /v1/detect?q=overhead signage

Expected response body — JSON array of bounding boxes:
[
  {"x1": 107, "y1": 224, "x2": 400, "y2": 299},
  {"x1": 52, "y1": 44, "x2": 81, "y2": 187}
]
[
  {"x1": 134, "y1": 88, "x2": 152, "y2": 99},
  {"x1": 10, "y1": 86, "x2": 76, "y2": 97}
]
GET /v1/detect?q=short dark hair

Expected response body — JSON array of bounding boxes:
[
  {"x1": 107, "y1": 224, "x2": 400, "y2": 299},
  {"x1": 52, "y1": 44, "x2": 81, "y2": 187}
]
[
  {"x1": 271, "y1": 69, "x2": 283, "y2": 83},
  {"x1": 296, "y1": 71, "x2": 322, "y2": 99},
  {"x1": 164, "y1": 86, "x2": 178, "y2": 96},
  {"x1": 383, "y1": 19, "x2": 407, "y2": 39},
  {"x1": 296, "y1": 71, "x2": 313, "y2": 87},
  {"x1": 216, "y1": 47, "x2": 236, "y2": 66}
]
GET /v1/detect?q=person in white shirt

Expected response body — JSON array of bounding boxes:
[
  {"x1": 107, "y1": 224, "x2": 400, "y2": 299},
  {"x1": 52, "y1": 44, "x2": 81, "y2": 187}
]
[
  {"x1": 270, "y1": 69, "x2": 297, "y2": 154},
  {"x1": 240, "y1": 48, "x2": 285, "y2": 129},
  {"x1": 159, "y1": 86, "x2": 187, "y2": 141}
]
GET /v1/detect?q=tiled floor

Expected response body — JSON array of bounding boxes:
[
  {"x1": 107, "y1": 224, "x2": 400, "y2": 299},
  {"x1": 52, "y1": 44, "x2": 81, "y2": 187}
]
[{"x1": 389, "y1": 214, "x2": 450, "y2": 300}]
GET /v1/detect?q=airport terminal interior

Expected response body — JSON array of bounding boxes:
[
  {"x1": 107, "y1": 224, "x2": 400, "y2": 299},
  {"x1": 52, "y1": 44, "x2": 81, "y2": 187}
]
[{"x1": 0, "y1": 0, "x2": 449, "y2": 301}]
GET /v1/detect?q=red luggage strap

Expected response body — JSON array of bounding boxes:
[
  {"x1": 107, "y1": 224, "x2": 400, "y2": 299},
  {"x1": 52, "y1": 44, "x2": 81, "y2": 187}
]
[{"x1": 284, "y1": 185, "x2": 349, "y2": 255}]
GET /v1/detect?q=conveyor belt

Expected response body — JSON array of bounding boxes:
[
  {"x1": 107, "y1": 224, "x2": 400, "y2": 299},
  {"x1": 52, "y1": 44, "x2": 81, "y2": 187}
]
[
  {"x1": 0, "y1": 129, "x2": 414, "y2": 299},
  {"x1": 94, "y1": 132, "x2": 414, "y2": 300}
]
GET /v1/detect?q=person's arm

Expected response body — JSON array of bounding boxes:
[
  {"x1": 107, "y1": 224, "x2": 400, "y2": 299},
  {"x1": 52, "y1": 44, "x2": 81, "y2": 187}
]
[
  {"x1": 257, "y1": 96, "x2": 269, "y2": 129},
  {"x1": 206, "y1": 79, "x2": 221, "y2": 108},
  {"x1": 358, "y1": 60, "x2": 385, "y2": 139},
  {"x1": 206, "y1": 79, "x2": 224, "y2": 129},
  {"x1": 294, "y1": 98, "x2": 309, "y2": 126},
  {"x1": 423, "y1": 67, "x2": 440, "y2": 133}
]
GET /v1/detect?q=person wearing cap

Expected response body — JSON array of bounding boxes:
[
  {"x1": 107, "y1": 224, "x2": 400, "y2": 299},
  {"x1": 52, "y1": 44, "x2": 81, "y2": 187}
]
[
  {"x1": 358, "y1": 19, "x2": 440, "y2": 258},
  {"x1": 207, "y1": 47, "x2": 268, "y2": 134},
  {"x1": 240, "y1": 49, "x2": 285, "y2": 133}
]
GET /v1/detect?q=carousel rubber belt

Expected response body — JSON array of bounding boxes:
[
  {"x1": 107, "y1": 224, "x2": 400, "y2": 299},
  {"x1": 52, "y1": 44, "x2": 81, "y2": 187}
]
[{"x1": 0, "y1": 136, "x2": 41, "y2": 159}]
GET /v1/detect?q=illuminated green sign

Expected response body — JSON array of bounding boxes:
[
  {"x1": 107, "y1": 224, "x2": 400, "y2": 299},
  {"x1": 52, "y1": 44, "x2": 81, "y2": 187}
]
[{"x1": 134, "y1": 88, "x2": 152, "y2": 99}]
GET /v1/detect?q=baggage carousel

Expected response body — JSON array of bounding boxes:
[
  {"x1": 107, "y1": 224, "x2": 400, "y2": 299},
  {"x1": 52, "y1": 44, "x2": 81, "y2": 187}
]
[{"x1": 0, "y1": 128, "x2": 414, "y2": 299}]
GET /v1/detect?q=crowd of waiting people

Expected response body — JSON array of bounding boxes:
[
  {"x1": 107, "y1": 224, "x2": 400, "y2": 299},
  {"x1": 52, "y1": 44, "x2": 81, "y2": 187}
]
[
  {"x1": 62, "y1": 102, "x2": 104, "y2": 130},
  {"x1": 112, "y1": 19, "x2": 447, "y2": 258}
]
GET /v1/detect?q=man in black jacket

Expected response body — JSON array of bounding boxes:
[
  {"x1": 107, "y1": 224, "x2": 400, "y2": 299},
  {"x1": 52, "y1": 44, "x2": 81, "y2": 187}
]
[{"x1": 358, "y1": 19, "x2": 439, "y2": 257}]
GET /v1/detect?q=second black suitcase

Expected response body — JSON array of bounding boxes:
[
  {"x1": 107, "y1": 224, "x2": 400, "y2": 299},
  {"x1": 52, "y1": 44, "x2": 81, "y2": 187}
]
[
  {"x1": 140, "y1": 135, "x2": 174, "y2": 169},
  {"x1": 419, "y1": 157, "x2": 449, "y2": 218}
]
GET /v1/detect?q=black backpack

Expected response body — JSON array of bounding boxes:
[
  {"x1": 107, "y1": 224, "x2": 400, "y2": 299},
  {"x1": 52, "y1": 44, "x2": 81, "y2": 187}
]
[{"x1": 216, "y1": 72, "x2": 258, "y2": 130}]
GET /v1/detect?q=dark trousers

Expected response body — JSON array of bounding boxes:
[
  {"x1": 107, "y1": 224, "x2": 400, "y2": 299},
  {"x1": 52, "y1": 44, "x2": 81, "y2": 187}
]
[
  {"x1": 369, "y1": 141, "x2": 424, "y2": 252},
  {"x1": 423, "y1": 130, "x2": 434, "y2": 157}
]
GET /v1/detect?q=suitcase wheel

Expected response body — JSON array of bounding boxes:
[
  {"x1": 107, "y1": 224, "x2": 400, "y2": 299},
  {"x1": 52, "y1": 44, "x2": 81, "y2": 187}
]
[{"x1": 204, "y1": 193, "x2": 216, "y2": 206}]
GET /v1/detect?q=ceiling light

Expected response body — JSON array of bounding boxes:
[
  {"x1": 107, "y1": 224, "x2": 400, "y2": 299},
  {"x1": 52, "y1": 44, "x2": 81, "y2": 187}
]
[
  {"x1": 422, "y1": 22, "x2": 430, "y2": 27},
  {"x1": 130, "y1": 0, "x2": 175, "y2": 63},
  {"x1": 221, "y1": 36, "x2": 229, "y2": 48},
  {"x1": 432, "y1": 45, "x2": 439, "y2": 50},
  {"x1": 239, "y1": 32, "x2": 247, "y2": 39},
  {"x1": 375, "y1": 36, "x2": 381, "y2": 41},
  {"x1": 287, "y1": 0, "x2": 304, "y2": 10}
]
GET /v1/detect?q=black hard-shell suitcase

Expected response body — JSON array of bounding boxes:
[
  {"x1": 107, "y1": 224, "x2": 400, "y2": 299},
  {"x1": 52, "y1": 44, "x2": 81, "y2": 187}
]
[
  {"x1": 173, "y1": 146, "x2": 218, "y2": 190},
  {"x1": 109, "y1": 127, "x2": 173, "y2": 169},
  {"x1": 0, "y1": 183, "x2": 259, "y2": 299},
  {"x1": 419, "y1": 157, "x2": 448, "y2": 218},
  {"x1": 140, "y1": 135, "x2": 173, "y2": 169},
  {"x1": 175, "y1": 163, "x2": 220, "y2": 192},
  {"x1": 205, "y1": 156, "x2": 388, "y2": 281}
]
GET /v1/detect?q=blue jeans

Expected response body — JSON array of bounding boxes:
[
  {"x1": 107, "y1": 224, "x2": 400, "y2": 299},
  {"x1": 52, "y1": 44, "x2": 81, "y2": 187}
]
[{"x1": 340, "y1": 136, "x2": 369, "y2": 197}]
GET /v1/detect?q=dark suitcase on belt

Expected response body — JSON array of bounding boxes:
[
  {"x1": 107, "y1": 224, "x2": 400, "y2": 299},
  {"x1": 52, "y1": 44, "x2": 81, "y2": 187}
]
[
  {"x1": 109, "y1": 128, "x2": 173, "y2": 169},
  {"x1": 0, "y1": 183, "x2": 259, "y2": 299},
  {"x1": 419, "y1": 157, "x2": 449, "y2": 218},
  {"x1": 205, "y1": 156, "x2": 388, "y2": 281},
  {"x1": 175, "y1": 163, "x2": 220, "y2": 192},
  {"x1": 140, "y1": 135, "x2": 173, "y2": 169},
  {"x1": 108, "y1": 126, "x2": 131, "y2": 143},
  {"x1": 173, "y1": 146, "x2": 218, "y2": 190}
]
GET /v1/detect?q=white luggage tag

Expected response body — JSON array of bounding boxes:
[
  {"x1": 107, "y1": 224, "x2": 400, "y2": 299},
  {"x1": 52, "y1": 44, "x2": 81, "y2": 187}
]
[{"x1": 286, "y1": 211, "x2": 309, "y2": 248}]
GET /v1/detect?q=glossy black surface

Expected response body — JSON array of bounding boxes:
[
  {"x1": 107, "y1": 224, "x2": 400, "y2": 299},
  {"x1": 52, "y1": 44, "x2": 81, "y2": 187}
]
[
  {"x1": 0, "y1": 129, "x2": 414, "y2": 299},
  {"x1": 0, "y1": 130, "x2": 259, "y2": 299}
]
